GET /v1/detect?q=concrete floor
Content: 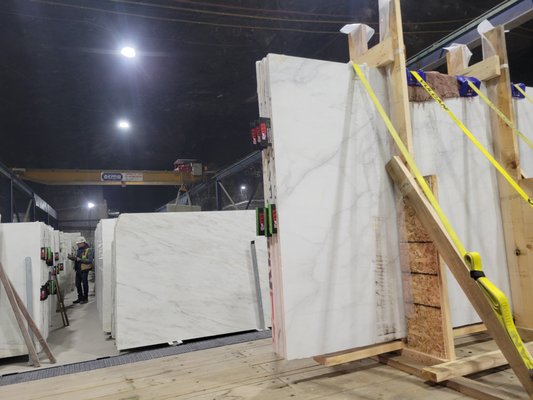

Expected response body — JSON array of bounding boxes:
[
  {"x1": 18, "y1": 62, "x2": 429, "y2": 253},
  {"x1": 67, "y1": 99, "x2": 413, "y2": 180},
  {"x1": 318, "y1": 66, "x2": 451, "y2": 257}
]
[{"x1": 0, "y1": 282, "x2": 121, "y2": 375}]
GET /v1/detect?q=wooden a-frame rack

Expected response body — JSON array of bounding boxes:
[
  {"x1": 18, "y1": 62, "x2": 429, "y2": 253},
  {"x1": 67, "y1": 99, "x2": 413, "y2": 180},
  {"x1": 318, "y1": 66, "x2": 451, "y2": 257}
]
[{"x1": 312, "y1": 1, "x2": 533, "y2": 399}]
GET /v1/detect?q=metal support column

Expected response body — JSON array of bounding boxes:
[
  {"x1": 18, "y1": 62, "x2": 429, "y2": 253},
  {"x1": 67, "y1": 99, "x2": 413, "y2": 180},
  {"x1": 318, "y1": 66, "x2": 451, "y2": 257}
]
[{"x1": 215, "y1": 180, "x2": 223, "y2": 210}]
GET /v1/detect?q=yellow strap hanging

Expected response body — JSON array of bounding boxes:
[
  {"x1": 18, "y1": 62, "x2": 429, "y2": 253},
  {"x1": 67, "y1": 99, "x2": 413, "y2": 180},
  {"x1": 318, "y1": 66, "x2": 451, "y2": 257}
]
[
  {"x1": 410, "y1": 71, "x2": 533, "y2": 208},
  {"x1": 351, "y1": 63, "x2": 533, "y2": 371},
  {"x1": 514, "y1": 84, "x2": 533, "y2": 105},
  {"x1": 465, "y1": 80, "x2": 533, "y2": 150}
]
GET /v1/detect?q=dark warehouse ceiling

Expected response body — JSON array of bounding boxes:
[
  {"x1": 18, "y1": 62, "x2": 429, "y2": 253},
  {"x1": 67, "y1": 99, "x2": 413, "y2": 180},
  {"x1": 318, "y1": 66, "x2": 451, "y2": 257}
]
[{"x1": 0, "y1": 0, "x2": 531, "y2": 211}]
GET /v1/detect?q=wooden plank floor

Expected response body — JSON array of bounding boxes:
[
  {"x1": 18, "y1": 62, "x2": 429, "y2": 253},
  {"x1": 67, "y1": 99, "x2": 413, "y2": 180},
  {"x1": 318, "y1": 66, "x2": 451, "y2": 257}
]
[{"x1": 0, "y1": 338, "x2": 473, "y2": 400}]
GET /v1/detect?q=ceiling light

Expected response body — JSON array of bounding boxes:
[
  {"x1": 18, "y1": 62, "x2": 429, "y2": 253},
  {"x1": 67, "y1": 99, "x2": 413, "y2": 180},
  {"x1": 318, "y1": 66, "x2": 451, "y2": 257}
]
[
  {"x1": 120, "y1": 46, "x2": 136, "y2": 58},
  {"x1": 117, "y1": 119, "x2": 131, "y2": 130},
  {"x1": 87, "y1": 202, "x2": 95, "y2": 209}
]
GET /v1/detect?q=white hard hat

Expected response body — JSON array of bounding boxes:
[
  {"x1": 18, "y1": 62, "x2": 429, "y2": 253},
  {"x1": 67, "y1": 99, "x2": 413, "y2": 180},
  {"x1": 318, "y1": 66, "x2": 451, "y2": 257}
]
[{"x1": 75, "y1": 236, "x2": 87, "y2": 244}]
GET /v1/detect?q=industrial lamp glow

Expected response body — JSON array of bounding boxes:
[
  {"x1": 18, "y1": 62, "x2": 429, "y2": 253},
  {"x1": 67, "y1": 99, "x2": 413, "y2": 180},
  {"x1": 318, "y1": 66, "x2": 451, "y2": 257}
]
[
  {"x1": 87, "y1": 202, "x2": 95, "y2": 209},
  {"x1": 117, "y1": 119, "x2": 131, "y2": 130},
  {"x1": 120, "y1": 46, "x2": 136, "y2": 58}
]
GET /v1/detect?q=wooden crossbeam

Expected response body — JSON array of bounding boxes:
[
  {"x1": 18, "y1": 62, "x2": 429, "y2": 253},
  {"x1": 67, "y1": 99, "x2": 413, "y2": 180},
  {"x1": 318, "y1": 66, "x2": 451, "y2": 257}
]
[
  {"x1": 453, "y1": 323, "x2": 487, "y2": 337},
  {"x1": 447, "y1": 54, "x2": 501, "y2": 81},
  {"x1": 313, "y1": 340, "x2": 403, "y2": 367},
  {"x1": 352, "y1": 36, "x2": 394, "y2": 67},
  {"x1": 423, "y1": 341, "x2": 533, "y2": 383},
  {"x1": 445, "y1": 377, "x2": 528, "y2": 400},
  {"x1": 386, "y1": 156, "x2": 533, "y2": 397}
]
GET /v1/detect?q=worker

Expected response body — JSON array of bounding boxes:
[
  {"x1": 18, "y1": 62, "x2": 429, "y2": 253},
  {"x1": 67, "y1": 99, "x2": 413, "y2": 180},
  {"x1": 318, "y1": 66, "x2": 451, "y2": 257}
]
[{"x1": 68, "y1": 237, "x2": 94, "y2": 304}]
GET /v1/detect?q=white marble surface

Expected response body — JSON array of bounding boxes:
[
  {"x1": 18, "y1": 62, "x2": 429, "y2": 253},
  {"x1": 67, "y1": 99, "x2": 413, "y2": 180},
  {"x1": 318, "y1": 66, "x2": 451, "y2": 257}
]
[
  {"x1": 95, "y1": 219, "x2": 116, "y2": 333},
  {"x1": 259, "y1": 54, "x2": 405, "y2": 359},
  {"x1": 514, "y1": 88, "x2": 533, "y2": 178},
  {"x1": 113, "y1": 210, "x2": 269, "y2": 350},
  {"x1": 412, "y1": 95, "x2": 511, "y2": 327},
  {"x1": 0, "y1": 222, "x2": 51, "y2": 358}
]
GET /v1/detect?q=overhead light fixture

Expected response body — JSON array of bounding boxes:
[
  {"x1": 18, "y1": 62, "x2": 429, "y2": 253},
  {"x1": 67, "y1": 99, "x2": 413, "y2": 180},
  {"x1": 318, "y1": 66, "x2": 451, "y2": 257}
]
[
  {"x1": 117, "y1": 119, "x2": 131, "y2": 130},
  {"x1": 240, "y1": 185, "x2": 246, "y2": 190},
  {"x1": 120, "y1": 46, "x2": 136, "y2": 58},
  {"x1": 87, "y1": 202, "x2": 95, "y2": 209}
]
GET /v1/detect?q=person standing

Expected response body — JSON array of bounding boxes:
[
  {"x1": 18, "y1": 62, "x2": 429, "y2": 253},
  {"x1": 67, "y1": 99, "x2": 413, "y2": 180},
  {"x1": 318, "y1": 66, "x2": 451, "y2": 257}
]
[{"x1": 68, "y1": 237, "x2": 94, "y2": 304}]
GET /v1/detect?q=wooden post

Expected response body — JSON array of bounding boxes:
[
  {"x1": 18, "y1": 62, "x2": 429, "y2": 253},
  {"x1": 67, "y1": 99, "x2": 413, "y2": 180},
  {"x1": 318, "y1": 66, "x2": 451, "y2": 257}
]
[
  {"x1": 386, "y1": 156, "x2": 533, "y2": 397},
  {"x1": 483, "y1": 26, "x2": 533, "y2": 335},
  {"x1": 344, "y1": 0, "x2": 455, "y2": 364}
]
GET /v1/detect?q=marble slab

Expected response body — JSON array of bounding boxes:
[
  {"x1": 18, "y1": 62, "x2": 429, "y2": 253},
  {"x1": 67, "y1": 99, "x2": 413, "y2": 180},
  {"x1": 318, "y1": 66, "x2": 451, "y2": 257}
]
[
  {"x1": 411, "y1": 95, "x2": 511, "y2": 327},
  {"x1": 113, "y1": 210, "x2": 269, "y2": 350},
  {"x1": 0, "y1": 222, "x2": 51, "y2": 358},
  {"x1": 258, "y1": 54, "x2": 405, "y2": 360},
  {"x1": 514, "y1": 88, "x2": 533, "y2": 178},
  {"x1": 95, "y1": 219, "x2": 116, "y2": 333}
]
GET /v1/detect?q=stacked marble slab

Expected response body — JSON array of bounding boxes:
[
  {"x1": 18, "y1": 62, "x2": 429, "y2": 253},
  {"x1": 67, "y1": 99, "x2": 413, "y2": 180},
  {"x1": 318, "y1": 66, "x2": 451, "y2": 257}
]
[
  {"x1": 112, "y1": 210, "x2": 269, "y2": 350},
  {"x1": 256, "y1": 54, "x2": 527, "y2": 360},
  {"x1": 95, "y1": 219, "x2": 116, "y2": 333},
  {"x1": 0, "y1": 222, "x2": 53, "y2": 358}
]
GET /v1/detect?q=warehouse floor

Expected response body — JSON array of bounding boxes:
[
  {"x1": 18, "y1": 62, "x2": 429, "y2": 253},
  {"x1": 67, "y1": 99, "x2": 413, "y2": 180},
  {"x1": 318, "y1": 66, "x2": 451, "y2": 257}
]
[
  {"x1": 0, "y1": 283, "x2": 120, "y2": 375},
  {"x1": 0, "y1": 336, "x2": 473, "y2": 400}
]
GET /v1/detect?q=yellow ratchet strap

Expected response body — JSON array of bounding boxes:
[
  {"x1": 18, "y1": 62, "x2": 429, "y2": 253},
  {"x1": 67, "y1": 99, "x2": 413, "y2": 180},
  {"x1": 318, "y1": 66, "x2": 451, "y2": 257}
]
[
  {"x1": 514, "y1": 84, "x2": 533, "y2": 105},
  {"x1": 410, "y1": 70, "x2": 533, "y2": 208},
  {"x1": 351, "y1": 63, "x2": 533, "y2": 372},
  {"x1": 465, "y1": 80, "x2": 533, "y2": 150},
  {"x1": 465, "y1": 252, "x2": 533, "y2": 370}
]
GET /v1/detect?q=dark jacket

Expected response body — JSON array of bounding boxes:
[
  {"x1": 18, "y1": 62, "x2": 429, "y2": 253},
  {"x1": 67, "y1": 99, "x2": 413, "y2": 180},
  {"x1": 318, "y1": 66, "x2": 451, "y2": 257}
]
[{"x1": 75, "y1": 244, "x2": 94, "y2": 272}]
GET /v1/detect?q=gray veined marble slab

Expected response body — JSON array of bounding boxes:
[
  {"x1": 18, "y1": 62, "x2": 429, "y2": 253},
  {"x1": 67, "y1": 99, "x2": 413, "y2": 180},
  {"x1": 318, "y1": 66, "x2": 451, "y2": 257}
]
[
  {"x1": 95, "y1": 219, "x2": 117, "y2": 333},
  {"x1": 113, "y1": 210, "x2": 269, "y2": 351},
  {"x1": 258, "y1": 54, "x2": 406, "y2": 360},
  {"x1": 411, "y1": 95, "x2": 511, "y2": 328}
]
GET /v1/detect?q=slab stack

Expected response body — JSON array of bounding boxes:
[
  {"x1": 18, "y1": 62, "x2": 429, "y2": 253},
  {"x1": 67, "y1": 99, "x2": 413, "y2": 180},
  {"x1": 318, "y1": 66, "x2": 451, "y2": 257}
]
[
  {"x1": 112, "y1": 210, "x2": 269, "y2": 350},
  {"x1": 95, "y1": 219, "x2": 117, "y2": 333},
  {"x1": 256, "y1": 54, "x2": 530, "y2": 360},
  {"x1": 0, "y1": 222, "x2": 53, "y2": 358}
]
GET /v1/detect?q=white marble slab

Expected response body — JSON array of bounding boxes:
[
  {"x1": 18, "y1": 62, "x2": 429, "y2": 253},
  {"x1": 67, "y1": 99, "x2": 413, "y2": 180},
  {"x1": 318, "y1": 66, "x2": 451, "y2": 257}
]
[
  {"x1": 258, "y1": 54, "x2": 405, "y2": 360},
  {"x1": 411, "y1": 96, "x2": 511, "y2": 327},
  {"x1": 113, "y1": 210, "x2": 269, "y2": 350},
  {"x1": 95, "y1": 219, "x2": 116, "y2": 333},
  {"x1": 0, "y1": 222, "x2": 51, "y2": 358},
  {"x1": 514, "y1": 88, "x2": 533, "y2": 178}
]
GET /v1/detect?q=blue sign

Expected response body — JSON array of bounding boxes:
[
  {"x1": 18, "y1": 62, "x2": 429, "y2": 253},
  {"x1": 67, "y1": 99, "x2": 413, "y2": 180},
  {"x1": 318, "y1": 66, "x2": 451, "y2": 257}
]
[{"x1": 101, "y1": 172, "x2": 123, "y2": 181}]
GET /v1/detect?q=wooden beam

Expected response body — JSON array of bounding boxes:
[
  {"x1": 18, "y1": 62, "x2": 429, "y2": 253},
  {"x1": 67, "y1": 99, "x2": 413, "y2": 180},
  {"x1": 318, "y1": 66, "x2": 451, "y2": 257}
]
[
  {"x1": 422, "y1": 341, "x2": 533, "y2": 383},
  {"x1": 445, "y1": 47, "x2": 469, "y2": 76},
  {"x1": 453, "y1": 323, "x2": 487, "y2": 337},
  {"x1": 7, "y1": 276, "x2": 56, "y2": 364},
  {"x1": 386, "y1": 0, "x2": 413, "y2": 153},
  {"x1": 386, "y1": 156, "x2": 533, "y2": 396},
  {"x1": 483, "y1": 26, "x2": 533, "y2": 331},
  {"x1": 347, "y1": 26, "x2": 368, "y2": 61},
  {"x1": 352, "y1": 36, "x2": 393, "y2": 67},
  {"x1": 445, "y1": 377, "x2": 528, "y2": 400},
  {"x1": 447, "y1": 54, "x2": 501, "y2": 82},
  {"x1": 313, "y1": 340, "x2": 403, "y2": 367}
]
